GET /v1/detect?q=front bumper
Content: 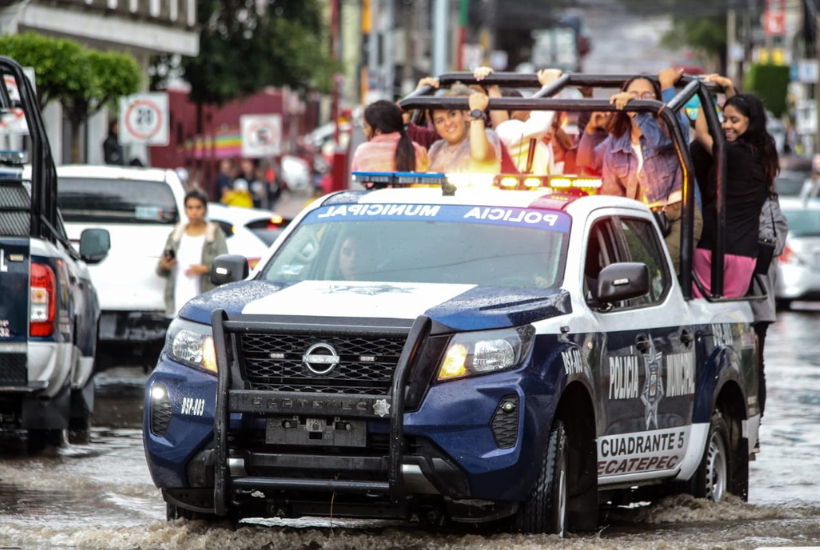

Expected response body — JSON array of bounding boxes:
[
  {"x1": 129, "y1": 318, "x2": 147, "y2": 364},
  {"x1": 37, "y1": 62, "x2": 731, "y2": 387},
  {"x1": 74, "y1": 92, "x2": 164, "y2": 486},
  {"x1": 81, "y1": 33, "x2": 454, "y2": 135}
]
[{"x1": 143, "y1": 312, "x2": 553, "y2": 520}]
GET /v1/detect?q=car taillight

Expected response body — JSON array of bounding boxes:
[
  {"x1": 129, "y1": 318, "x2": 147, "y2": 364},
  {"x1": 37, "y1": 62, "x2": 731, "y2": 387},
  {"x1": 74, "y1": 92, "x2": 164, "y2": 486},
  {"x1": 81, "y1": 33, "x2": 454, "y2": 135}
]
[
  {"x1": 247, "y1": 257, "x2": 261, "y2": 269},
  {"x1": 779, "y1": 245, "x2": 802, "y2": 266},
  {"x1": 30, "y1": 262, "x2": 56, "y2": 337}
]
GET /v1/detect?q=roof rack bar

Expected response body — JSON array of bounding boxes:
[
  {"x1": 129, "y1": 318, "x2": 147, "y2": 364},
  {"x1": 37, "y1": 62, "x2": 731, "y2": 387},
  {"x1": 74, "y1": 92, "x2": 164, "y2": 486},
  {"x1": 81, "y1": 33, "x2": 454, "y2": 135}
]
[
  {"x1": 533, "y1": 73, "x2": 571, "y2": 98},
  {"x1": 666, "y1": 79, "x2": 700, "y2": 112},
  {"x1": 437, "y1": 72, "x2": 541, "y2": 87},
  {"x1": 695, "y1": 84, "x2": 726, "y2": 298},
  {"x1": 399, "y1": 96, "x2": 667, "y2": 113}
]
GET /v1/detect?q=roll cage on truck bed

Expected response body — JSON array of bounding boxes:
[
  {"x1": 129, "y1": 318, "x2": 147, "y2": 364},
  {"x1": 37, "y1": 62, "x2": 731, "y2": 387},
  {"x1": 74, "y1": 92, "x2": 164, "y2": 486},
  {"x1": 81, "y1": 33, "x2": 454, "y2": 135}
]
[
  {"x1": 153, "y1": 71, "x2": 760, "y2": 534},
  {"x1": 400, "y1": 71, "x2": 734, "y2": 301}
]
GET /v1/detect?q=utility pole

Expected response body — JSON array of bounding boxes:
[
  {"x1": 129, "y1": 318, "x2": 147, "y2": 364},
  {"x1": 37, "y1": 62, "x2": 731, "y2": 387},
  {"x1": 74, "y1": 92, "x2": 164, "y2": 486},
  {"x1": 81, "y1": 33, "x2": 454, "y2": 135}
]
[
  {"x1": 815, "y1": 12, "x2": 820, "y2": 154},
  {"x1": 433, "y1": 0, "x2": 449, "y2": 76},
  {"x1": 727, "y1": 10, "x2": 738, "y2": 83}
]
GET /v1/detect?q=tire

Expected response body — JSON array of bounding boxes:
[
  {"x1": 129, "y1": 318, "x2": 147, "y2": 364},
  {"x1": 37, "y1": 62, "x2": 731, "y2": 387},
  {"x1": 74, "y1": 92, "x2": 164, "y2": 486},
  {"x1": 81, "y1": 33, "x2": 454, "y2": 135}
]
[
  {"x1": 688, "y1": 411, "x2": 730, "y2": 502},
  {"x1": 512, "y1": 419, "x2": 568, "y2": 535},
  {"x1": 27, "y1": 429, "x2": 65, "y2": 454}
]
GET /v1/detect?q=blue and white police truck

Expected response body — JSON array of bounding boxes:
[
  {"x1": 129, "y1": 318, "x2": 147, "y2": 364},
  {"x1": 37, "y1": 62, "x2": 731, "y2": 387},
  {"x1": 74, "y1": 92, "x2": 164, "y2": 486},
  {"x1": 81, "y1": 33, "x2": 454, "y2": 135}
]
[
  {"x1": 143, "y1": 74, "x2": 760, "y2": 534},
  {"x1": 0, "y1": 57, "x2": 110, "y2": 449}
]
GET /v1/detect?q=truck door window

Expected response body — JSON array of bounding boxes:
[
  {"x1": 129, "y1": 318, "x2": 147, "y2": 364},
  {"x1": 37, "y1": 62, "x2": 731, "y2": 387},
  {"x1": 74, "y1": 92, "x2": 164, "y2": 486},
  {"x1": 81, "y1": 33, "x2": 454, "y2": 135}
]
[
  {"x1": 617, "y1": 217, "x2": 670, "y2": 307},
  {"x1": 583, "y1": 218, "x2": 619, "y2": 303}
]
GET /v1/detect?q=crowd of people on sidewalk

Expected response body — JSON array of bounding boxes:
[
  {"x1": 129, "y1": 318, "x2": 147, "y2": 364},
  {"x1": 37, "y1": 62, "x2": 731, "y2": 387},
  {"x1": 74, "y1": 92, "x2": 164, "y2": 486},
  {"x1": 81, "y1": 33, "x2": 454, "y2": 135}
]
[{"x1": 349, "y1": 66, "x2": 788, "y2": 416}]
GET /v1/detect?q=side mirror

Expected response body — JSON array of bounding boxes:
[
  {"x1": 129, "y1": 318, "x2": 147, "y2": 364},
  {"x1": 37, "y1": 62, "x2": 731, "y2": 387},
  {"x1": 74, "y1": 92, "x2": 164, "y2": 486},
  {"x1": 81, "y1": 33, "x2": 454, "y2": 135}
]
[
  {"x1": 211, "y1": 254, "x2": 249, "y2": 286},
  {"x1": 597, "y1": 262, "x2": 650, "y2": 304},
  {"x1": 79, "y1": 228, "x2": 110, "y2": 264}
]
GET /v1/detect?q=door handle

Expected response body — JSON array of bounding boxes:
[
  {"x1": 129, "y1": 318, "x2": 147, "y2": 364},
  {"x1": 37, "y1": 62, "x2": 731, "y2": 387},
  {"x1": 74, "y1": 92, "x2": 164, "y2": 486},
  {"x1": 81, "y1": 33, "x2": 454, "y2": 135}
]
[
  {"x1": 635, "y1": 335, "x2": 651, "y2": 352},
  {"x1": 680, "y1": 330, "x2": 694, "y2": 345}
]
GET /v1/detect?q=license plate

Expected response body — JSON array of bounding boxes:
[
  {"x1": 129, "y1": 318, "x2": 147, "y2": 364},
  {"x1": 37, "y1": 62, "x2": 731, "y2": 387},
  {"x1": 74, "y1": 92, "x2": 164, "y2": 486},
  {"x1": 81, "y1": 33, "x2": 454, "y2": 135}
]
[{"x1": 265, "y1": 416, "x2": 367, "y2": 447}]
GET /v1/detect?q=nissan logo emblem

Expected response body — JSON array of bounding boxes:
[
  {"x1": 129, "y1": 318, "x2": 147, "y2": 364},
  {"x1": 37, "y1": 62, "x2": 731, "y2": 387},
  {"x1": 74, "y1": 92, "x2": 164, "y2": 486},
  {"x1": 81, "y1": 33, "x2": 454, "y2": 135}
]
[{"x1": 302, "y1": 343, "x2": 340, "y2": 375}]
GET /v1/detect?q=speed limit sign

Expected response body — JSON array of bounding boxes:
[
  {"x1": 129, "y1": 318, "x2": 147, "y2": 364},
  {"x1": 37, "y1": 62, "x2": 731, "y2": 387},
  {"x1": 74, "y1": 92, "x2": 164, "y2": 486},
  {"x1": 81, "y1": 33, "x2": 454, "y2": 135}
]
[{"x1": 119, "y1": 93, "x2": 169, "y2": 146}]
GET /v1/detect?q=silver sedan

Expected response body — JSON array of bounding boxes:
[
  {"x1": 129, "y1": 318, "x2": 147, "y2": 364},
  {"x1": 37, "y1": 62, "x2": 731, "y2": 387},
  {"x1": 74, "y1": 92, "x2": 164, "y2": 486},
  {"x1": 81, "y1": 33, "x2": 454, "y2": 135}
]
[{"x1": 776, "y1": 198, "x2": 820, "y2": 309}]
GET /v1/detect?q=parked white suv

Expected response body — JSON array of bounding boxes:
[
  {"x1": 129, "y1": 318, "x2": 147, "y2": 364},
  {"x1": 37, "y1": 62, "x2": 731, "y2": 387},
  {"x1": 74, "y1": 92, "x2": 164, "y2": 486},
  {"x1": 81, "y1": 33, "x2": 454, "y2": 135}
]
[{"x1": 56, "y1": 165, "x2": 187, "y2": 369}]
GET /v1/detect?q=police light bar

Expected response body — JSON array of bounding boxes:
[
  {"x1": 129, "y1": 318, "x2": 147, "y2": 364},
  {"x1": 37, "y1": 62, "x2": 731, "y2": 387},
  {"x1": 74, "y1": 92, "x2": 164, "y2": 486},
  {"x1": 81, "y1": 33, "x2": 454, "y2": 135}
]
[
  {"x1": 0, "y1": 150, "x2": 27, "y2": 166},
  {"x1": 352, "y1": 171, "x2": 448, "y2": 187},
  {"x1": 493, "y1": 174, "x2": 602, "y2": 191}
]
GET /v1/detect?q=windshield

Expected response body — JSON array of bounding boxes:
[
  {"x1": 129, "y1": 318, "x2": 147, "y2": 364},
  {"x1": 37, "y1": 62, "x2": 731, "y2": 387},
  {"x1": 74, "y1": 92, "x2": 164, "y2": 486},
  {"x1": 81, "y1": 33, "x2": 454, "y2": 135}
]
[
  {"x1": 261, "y1": 204, "x2": 569, "y2": 289},
  {"x1": 784, "y1": 208, "x2": 820, "y2": 237},
  {"x1": 57, "y1": 177, "x2": 179, "y2": 224}
]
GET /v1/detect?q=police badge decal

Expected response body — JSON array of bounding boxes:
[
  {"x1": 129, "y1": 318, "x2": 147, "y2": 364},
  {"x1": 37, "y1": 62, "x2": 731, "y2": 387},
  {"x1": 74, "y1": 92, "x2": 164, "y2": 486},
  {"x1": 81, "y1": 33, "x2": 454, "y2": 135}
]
[{"x1": 640, "y1": 339, "x2": 664, "y2": 430}]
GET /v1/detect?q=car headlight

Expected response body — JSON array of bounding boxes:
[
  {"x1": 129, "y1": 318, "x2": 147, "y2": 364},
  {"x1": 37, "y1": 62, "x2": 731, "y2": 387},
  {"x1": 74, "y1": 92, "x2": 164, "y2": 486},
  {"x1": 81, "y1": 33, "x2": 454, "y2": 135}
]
[
  {"x1": 164, "y1": 317, "x2": 218, "y2": 374},
  {"x1": 437, "y1": 325, "x2": 535, "y2": 382}
]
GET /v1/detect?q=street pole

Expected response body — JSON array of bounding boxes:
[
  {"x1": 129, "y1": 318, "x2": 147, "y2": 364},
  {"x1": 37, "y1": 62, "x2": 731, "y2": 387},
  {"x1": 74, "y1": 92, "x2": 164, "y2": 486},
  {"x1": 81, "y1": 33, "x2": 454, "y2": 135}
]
[
  {"x1": 457, "y1": 0, "x2": 468, "y2": 70},
  {"x1": 384, "y1": 0, "x2": 395, "y2": 99},
  {"x1": 433, "y1": 0, "x2": 449, "y2": 76},
  {"x1": 815, "y1": 12, "x2": 820, "y2": 155},
  {"x1": 727, "y1": 9, "x2": 738, "y2": 83}
]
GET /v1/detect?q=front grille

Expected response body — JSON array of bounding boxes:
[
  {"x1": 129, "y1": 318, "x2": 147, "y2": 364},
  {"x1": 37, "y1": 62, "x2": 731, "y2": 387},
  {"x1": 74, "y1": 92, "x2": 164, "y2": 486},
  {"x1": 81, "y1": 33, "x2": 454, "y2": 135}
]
[
  {"x1": 0, "y1": 354, "x2": 27, "y2": 383},
  {"x1": 239, "y1": 332, "x2": 407, "y2": 395}
]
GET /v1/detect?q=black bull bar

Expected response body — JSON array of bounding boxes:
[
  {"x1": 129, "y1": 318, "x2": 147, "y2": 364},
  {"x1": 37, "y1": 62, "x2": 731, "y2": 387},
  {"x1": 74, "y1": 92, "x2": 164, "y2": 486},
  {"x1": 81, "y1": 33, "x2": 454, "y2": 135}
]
[{"x1": 210, "y1": 309, "x2": 431, "y2": 516}]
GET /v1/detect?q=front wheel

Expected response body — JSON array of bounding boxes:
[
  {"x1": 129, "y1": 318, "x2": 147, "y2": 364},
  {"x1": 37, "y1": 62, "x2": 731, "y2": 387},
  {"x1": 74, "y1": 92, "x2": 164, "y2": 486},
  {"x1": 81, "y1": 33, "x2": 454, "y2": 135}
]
[{"x1": 512, "y1": 419, "x2": 568, "y2": 535}]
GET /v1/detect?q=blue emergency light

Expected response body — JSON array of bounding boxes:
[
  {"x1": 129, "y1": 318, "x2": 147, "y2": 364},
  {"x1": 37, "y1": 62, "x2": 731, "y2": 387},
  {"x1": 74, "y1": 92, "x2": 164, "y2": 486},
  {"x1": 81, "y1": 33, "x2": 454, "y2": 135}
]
[{"x1": 351, "y1": 171, "x2": 448, "y2": 186}]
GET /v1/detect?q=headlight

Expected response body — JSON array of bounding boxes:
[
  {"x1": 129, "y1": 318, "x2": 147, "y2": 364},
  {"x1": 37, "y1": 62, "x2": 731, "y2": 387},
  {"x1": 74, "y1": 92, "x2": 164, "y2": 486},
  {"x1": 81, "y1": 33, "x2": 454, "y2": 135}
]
[
  {"x1": 164, "y1": 317, "x2": 218, "y2": 374},
  {"x1": 437, "y1": 325, "x2": 535, "y2": 382}
]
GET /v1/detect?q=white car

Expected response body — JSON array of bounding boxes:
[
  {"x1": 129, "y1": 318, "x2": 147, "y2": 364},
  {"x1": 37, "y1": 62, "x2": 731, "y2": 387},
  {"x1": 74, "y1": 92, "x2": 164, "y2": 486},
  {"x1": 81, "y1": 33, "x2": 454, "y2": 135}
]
[
  {"x1": 55, "y1": 165, "x2": 187, "y2": 369},
  {"x1": 206, "y1": 203, "x2": 289, "y2": 269}
]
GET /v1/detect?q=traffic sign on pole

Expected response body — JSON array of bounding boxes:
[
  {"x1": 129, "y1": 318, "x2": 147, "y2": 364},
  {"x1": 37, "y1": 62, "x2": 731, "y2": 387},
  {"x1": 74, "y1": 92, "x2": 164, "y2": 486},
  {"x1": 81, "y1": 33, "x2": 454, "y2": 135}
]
[
  {"x1": 0, "y1": 67, "x2": 36, "y2": 134},
  {"x1": 119, "y1": 93, "x2": 170, "y2": 146},
  {"x1": 240, "y1": 114, "x2": 282, "y2": 158}
]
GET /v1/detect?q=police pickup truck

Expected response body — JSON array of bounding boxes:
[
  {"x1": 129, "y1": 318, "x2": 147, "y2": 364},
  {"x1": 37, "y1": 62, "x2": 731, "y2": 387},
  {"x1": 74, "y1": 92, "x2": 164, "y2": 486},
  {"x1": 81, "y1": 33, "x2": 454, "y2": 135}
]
[
  {"x1": 143, "y1": 74, "x2": 760, "y2": 535},
  {"x1": 0, "y1": 57, "x2": 110, "y2": 449}
]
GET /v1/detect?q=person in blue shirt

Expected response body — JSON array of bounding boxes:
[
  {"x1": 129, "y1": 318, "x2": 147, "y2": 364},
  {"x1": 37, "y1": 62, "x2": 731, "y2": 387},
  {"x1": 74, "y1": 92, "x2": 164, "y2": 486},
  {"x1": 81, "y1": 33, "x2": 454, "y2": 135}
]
[{"x1": 578, "y1": 68, "x2": 703, "y2": 274}]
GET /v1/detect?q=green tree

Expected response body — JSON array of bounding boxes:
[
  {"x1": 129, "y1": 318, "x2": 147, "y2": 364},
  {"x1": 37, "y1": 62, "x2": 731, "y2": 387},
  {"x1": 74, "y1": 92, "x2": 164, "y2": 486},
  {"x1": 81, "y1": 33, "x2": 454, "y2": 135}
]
[
  {"x1": 614, "y1": 0, "x2": 729, "y2": 74},
  {"x1": 61, "y1": 50, "x2": 142, "y2": 163},
  {"x1": 661, "y1": 14, "x2": 727, "y2": 75},
  {"x1": 152, "y1": 0, "x2": 335, "y2": 135},
  {"x1": 744, "y1": 63, "x2": 790, "y2": 117},
  {"x1": 0, "y1": 33, "x2": 142, "y2": 162},
  {"x1": 0, "y1": 32, "x2": 89, "y2": 109}
]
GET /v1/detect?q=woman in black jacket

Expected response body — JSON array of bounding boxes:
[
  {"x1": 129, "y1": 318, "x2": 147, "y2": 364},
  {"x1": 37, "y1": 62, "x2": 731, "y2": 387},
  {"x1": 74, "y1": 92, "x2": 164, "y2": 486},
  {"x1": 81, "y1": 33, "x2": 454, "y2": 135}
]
[{"x1": 691, "y1": 91, "x2": 777, "y2": 298}]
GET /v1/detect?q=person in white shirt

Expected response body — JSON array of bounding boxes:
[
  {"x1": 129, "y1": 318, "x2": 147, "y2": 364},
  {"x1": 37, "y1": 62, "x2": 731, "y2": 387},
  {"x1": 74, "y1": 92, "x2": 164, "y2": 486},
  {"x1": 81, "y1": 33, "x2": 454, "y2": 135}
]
[
  {"x1": 157, "y1": 190, "x2": 229, "y2": 316},
  {"x1": 476, "y1": 67, "x2": 563, "y2": 174}
]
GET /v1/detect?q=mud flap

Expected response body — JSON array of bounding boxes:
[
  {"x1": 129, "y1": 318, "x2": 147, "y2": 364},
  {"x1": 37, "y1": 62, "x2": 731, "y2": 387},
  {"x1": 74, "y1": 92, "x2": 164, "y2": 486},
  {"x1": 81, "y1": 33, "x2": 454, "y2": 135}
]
[{"x1": 22, "y1": 377, "x2": 71, "y2": 430}]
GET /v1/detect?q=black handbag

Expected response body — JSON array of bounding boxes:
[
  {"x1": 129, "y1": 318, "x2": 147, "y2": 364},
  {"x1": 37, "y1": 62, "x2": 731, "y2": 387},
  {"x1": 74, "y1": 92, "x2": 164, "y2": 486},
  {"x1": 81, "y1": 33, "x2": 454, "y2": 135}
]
[{"x1": 755, "y1": 202, "x2": 777, "y2": 275}]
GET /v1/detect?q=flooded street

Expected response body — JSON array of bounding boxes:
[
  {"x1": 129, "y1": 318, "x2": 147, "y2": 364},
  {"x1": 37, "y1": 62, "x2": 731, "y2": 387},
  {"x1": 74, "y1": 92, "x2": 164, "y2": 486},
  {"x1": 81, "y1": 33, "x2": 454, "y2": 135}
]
[{"x1": 2, "y1": 310, "x2": 820, "y2": 549}]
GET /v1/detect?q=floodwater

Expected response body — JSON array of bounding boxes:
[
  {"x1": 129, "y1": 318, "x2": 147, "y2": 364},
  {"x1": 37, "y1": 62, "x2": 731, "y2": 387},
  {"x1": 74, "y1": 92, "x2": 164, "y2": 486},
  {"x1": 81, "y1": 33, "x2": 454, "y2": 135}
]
[{"x1": 2, "y1": 310, "x2": 820, "y2": 549}]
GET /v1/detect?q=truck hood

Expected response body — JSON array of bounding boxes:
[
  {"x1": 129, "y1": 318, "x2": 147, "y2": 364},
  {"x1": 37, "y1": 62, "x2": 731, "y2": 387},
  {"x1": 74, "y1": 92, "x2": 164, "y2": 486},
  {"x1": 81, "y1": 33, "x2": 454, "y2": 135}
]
[{"x1": 180, "y1": 280, "x2": 571, "y2": 331}]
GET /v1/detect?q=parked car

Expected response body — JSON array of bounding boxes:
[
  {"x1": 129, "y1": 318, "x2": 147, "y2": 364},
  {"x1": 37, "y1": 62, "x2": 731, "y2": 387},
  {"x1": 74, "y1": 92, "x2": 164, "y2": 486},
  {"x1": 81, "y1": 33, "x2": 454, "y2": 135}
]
[
  {"x1": 775, "y1": 198, "x2": 820, "y2": 309},
  {"x1": 775, "y1": 170, "x2": 810, "y2": 197},
  {"x1": 55, "y1": 165, "x2": 187, "y2": 369},
  {"x1": 206, "y1": 203, "x2": 290, "y2": 269}
]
